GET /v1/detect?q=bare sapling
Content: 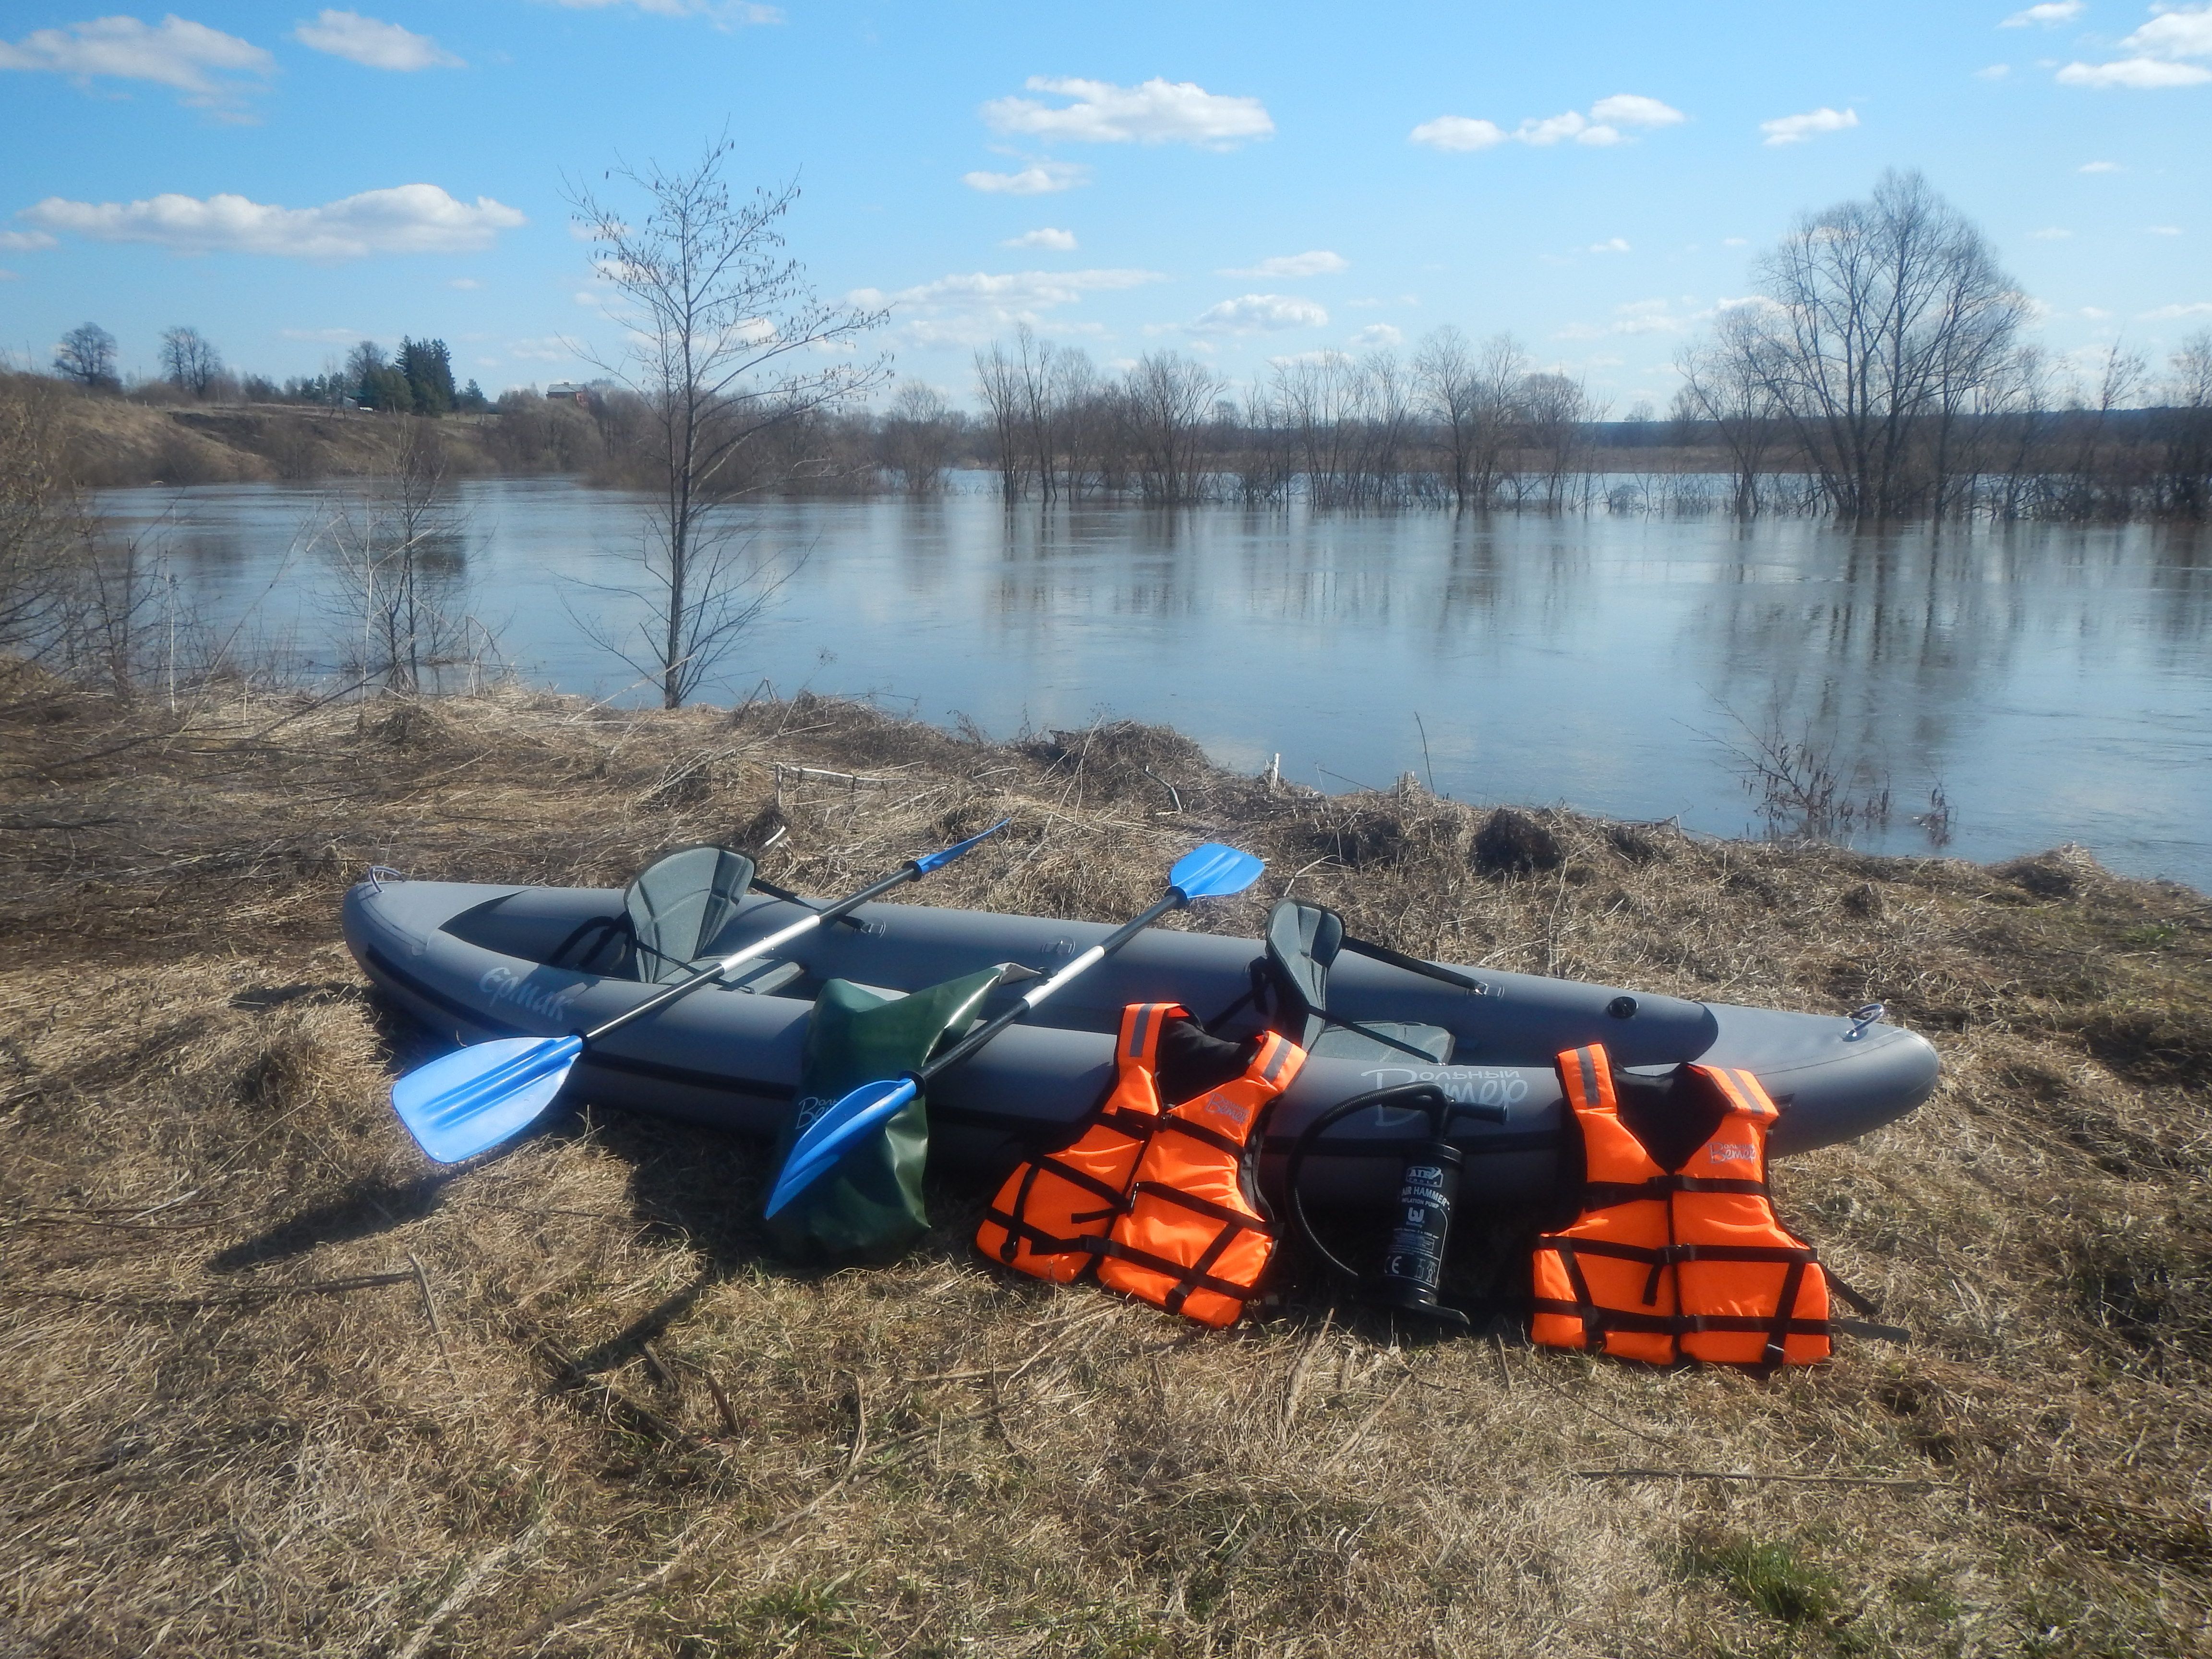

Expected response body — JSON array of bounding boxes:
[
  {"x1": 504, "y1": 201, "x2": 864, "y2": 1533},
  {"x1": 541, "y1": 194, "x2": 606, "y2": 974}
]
[{"x1": 565, "y1": 136, "x2": 889, "y2": 707}]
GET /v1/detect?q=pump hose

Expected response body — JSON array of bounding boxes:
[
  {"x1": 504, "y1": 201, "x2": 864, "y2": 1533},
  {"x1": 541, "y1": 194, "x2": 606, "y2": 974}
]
[{"x1": 1283, "y1": 1082, "x2": 1465, "y2": 1285}]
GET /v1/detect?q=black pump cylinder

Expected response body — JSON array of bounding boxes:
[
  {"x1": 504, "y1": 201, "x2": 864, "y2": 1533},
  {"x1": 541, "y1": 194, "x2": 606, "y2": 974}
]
[{"x1": 1379, "y1": 1139, "x2": 1464, "y2": 1314}]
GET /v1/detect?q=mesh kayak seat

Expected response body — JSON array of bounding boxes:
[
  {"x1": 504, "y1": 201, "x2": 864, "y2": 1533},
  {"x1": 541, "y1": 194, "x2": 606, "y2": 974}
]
[
  {"x1": 623, "y1": 845, "x2": 758, "y2": 984},
  {"x1": 1263, "y1": 900, "x2": 1456, "y2": 1064}
]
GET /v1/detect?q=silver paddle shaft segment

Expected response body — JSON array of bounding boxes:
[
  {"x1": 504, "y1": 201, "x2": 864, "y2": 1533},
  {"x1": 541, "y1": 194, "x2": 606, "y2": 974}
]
[
  {"x1": 582, "y1": 860, "x2": 934, "y2": 1042},
  {"x1": 914, "y1": 890, "x2": 1185, "y2": 1082}
]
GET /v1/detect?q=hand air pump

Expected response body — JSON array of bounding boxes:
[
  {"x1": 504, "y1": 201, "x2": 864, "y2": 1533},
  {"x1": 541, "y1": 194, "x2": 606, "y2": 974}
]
[{"x1": 1284, "y1": 1082, "x2": 1507, "y2": 1327}]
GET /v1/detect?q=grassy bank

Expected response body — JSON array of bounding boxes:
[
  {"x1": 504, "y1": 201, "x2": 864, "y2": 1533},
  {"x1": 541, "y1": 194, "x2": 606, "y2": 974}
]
[{"x1": 2, "y1": 675, "x2": 2208, "y2": 1657}]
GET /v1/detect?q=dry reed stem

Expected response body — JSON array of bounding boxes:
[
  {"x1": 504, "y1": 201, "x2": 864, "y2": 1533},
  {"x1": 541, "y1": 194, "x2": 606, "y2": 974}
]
[{"x1": 1, "y1": 674, "x2": 2208, "y2": 1655}]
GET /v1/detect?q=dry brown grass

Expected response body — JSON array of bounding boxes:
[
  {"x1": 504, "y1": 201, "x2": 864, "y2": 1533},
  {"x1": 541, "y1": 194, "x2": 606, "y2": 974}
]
[{"x1": 3, "y1": 673, "x2": 2209, "y2": 1658}]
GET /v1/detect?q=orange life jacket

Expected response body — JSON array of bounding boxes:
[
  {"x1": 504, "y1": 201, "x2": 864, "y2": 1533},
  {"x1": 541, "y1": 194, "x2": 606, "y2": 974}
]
[
  {"x1": 1096, "y1": 1028, "x2": 1307, "y2": 1328},
  {"x1": 976, "y1": 1002, "x2": 1183, "y2": 1282},
  {"x1": 1532, "y1": 1043, "x2": 1837, "y2": 1366}
]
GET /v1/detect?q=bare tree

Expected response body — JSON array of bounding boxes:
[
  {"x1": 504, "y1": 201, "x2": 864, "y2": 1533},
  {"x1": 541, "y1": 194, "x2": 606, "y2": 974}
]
[
  {"x1": 1123, "y1": 352, "x2": 1221, "y2": 504},
  {"x1": 1673, "y1": 307, "x2": 1784, "y2": 517},
  {"x1": 567, "y1": 137, "x2": 887, "y2": 706},
  {"x1": 0, "y1": 376, "x2": 95, "y2": 683},
  {"x1": 1520, "y1": 370, "x2": 1600, "y2": 510},
  {"x1": 1414, "y1": 326, "x2": 1480, "y2": 507},
  {"x1": 321, "y1": 424, "x2": 485, "y2": 695},
  {"x1": 877, "y1": 382, "x2": 957, "y2": 493},
  {"x1": 52, "y1": 323, "x2": 118, "y2": 393},
  {"x1": 159, "y1": 326, "x2": 222, "y2": 399},
  {"x1": 1467, "y1": 334, "x2": 1530, "y2": 508},
  {"x1": 973, "y1": 341, "x2": 1031, "y2": 501},
  {"x1": 2158, "y1": 328, "x2": 2212, "y2": 519},
  {"x1": 1735, "y1": 169, "x2": 2031, "y2": 523}
]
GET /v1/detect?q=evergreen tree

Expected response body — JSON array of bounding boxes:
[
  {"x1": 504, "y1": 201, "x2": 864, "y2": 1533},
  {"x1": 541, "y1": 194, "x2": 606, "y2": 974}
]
[{"x1": 398, "y1": 337, "x2": 457, "y2": 417}]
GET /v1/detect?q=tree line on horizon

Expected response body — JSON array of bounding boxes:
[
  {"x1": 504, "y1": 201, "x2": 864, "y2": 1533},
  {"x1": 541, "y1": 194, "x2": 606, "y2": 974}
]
[
  {"x1": 47, "y1": 321, "x2": 488, "y2": 418},
  {"x1": 24, "y1": 169, "x2": 2212, "y2": 526}
]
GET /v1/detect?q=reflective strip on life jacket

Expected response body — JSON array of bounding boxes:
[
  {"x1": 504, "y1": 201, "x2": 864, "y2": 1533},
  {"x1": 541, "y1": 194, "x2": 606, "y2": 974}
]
[
  {"x1": 975, "y1": 1002, "x2": 1185, "y2": 1283},
  {"x1": 1097, "y1": 1029, "x2": 1307, "y2": 1328},
  {"x1": 1531, "y1": 1044, "x2": 1835, "y2": 1367}
]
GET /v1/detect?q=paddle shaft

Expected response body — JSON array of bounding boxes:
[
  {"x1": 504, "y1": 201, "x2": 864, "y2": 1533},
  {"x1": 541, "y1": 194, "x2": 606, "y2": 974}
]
[
  {"x1": 582, "y1": 861, "x2": 924, "y2": 1042},
  {"x1": 913, "y1": 888, "x2": 1186, "y2": 1083}
]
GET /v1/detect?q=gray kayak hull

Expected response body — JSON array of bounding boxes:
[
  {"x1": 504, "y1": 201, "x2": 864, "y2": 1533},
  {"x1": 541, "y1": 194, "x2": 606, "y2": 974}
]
[{"x1": 343, "y1": 878, "x2": 1939, "y2": 1204}]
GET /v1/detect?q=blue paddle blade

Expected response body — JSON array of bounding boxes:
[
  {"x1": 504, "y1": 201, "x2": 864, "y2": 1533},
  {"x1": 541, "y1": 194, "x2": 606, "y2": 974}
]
[
  {"x1": 912, "y1": 817, "x2": 1012, "y2": 875},
  {"x1": 1167, "y1": 842, "x2": 1265, "y2": 901},
  {"x1": 392, "y1": 1034, "x2": 583, "y2": 1163},
  {"x1": 762, "y1": 1075, "x2": 920, "y2": 1218}
]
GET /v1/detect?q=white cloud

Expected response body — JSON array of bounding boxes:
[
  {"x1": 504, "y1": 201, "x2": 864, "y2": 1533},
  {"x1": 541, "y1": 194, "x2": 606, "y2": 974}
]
[
  {"x1": 1347, "y1": 323, "x2": 1402, "y2": 349},
  {"x1": 1220, "y1": 250, "x2": 1347, "y2": 278},
  {"x1": 962, "y1": 162, "x2": 1087, "y2": 195},
  {"x1": 1002, "y1": 227, "x2": 1077, "y2": 250},
  {"x1": 1589, "y1": 94, "x2": 1686, "y2": 128},
  {"x1": 2079, "y1": 159, "x2": 2124, "y2": 171},
  {"x1": 24, "y1": 183, "x2": 526, "y2": 259},
  {"x1": 2002, "y1": 1, "x2": 2084, "y2": 24},
  {"x1": 505, "y1": 336, "x2": 580, "y2": 361},
  {"x1": 2148, "y1": 224, "x2": 2184, "y2": 233},
  {"x1": 1409, "y1": 115, "x2": 1506, "y2": 151},
  {"x1": 1557, "y1": 297, "x2": 1697, "y2": 340},
  {"x1": 449, "y1": 276, "x2": 481, "y2": 289},
  {"x1": 1411, "y1": 94, "x2": 1682, "y2": 153},
  {"x1": 2140, "y1": 301, "x2": 2212, "y2": 318},
  {"x1": 1721, "y1": 236, "x2": 1749, "y2": 246},
  {"x1": 1192, "y1": 293, "x2": 1328, "y2": 334},
  {"x1": 1976, "y1": 63, "x2": 2012, "y2": 78},
  {"x1": 1759, "y1": 106, "x2": 1859, "y2": 144},
  {"x1": 2057, "y1": 2, "x2": 2212, "y2": 86},
  {"x1": 0, "y1": 229, "x2": 57, "y2": 251},
  {"x1": 849, "y1": 266, "x2": 1165, "y2": 347},
  {"x1": 2057, "y1": 55, "x2": 2212, "y2": 84},
  {"x1": 0, "y1": 13, "x2": 273, "y2": 108},
  {"x1": 534, "y1": 0, "x2": 783, "y2": 24},
  {"x1": 2031, "y1": 225, "x2": 2074, "y2": 238},
  {"x1": 1589, "y1": 237, "x2": 1632, "y2": 253},
  {"x1": 2123, "y1": 3, "x2": 2212, "y2": 56},
  {"x1": 293, "y1": 11, "x2": 461, "y2": 70},
  {"x1": 981, "y1": 77, "x2": 1273, "y2": 148}
]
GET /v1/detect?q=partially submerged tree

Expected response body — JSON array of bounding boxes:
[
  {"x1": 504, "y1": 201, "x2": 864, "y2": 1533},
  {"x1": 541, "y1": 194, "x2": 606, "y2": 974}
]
[
  {"x1": 2158, "y1": 328, "x2": 2212, "y2": 519},
  {"x1": 567, "y1": 138, "x2": 888, "y2": 706},
  {"x1": 877, "y1": 382, "x2": 958, "y2": 493},
  {"x1": 319, "y1": 423, "x2": 488, "y2": 696},
  {"x1": 1672, "y1": 307, "x2": 1786, "y2": 517},
  {"x1": 1732, "y1": 169, "x2": 2031, "y2": 523}
]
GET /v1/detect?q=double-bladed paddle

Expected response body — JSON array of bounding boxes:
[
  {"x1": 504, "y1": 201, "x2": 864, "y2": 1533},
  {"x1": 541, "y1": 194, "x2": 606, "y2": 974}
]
[
  {"x1": 391, "y1": 819, "x2": 1010, "y2": 1163},
  {"x1": 762, "y1": 841, "x2": 1266, "y2": 1218}
]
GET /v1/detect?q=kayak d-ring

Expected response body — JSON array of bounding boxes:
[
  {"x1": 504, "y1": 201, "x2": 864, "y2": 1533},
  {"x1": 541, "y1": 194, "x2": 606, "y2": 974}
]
[
  {"x1": 366, "y1": 865, "x2": 408, "y2": 894},
  {"x1": 1844, "y1": 1002, "x2": 1886, "y2": 1041}
]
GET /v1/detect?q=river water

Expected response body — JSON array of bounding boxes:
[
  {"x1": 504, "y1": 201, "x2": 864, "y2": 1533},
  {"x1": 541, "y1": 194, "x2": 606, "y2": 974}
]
[{"x1": 96, "y1": 476, "x2": 2212, "y2": 892}]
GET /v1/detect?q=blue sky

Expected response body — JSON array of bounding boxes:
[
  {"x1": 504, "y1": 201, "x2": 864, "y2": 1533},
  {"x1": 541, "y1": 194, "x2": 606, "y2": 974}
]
[{"x1": 2, "y1": 0, "x2": 2208, "y2": 409}]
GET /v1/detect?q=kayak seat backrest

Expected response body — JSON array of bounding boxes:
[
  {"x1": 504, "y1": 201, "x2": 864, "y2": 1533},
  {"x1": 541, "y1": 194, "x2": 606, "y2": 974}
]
[
  {"x1": 623, "y1": 845, "x2": 757, "y2": 984},
  {"x1": 1263, "y1": 899, "x2": 1456, "y2": 1065}
]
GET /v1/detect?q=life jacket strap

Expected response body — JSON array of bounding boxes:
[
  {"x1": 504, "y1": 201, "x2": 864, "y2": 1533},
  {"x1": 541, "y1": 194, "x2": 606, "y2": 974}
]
[
  {"x1": 1150, "y1": 1113, "x2": 1249, "y2": 1159},
  {"x1": 1127, "y1": 1179, "x2": 1274, "y2": 1237},
  {"x1": 1580, "y1": 1175, "x2": 1771, "y2": 1207}
]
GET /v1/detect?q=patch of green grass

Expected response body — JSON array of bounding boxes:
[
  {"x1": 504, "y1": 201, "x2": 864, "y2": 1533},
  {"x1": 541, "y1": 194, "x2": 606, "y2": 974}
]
[
  {"x1": 2118, "y1": 922, "x2": 2180, "y2": 950},
  {"x1": 1683, "y1": 1533, "x2": 1841, "y2": 1627}
]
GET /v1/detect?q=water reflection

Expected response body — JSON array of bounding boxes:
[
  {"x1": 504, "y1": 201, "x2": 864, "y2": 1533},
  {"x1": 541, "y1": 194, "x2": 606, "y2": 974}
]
[{"x1": 92, "y1": 477, "x2": 2212, "y2": 890}]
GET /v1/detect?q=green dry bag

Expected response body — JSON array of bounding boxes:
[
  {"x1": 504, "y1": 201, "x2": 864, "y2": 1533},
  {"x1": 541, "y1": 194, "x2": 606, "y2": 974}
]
[{"x1": 762, "y1": 967, "x2": 1005, "y2": 1261}]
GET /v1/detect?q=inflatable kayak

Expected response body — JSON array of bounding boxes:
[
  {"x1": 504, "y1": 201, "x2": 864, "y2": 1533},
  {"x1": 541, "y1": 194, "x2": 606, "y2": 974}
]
[{"x1": 343, "y1": 871, "x2": 1939, "y2": 1204}]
